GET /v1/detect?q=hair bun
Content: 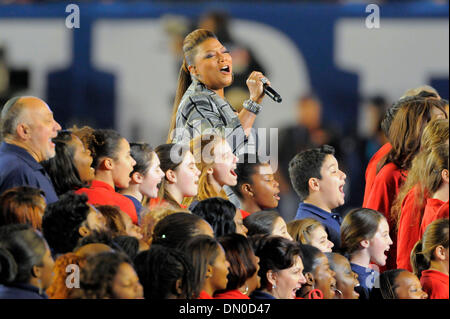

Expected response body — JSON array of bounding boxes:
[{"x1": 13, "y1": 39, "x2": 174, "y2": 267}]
[{"x1": 0, "y1": 247, "x2": 18, "y2": 284}]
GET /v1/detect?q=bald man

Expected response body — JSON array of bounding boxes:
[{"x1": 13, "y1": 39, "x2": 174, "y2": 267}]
[{"x1": 0, "y1": 96, "x2": 61, "y2": 203}]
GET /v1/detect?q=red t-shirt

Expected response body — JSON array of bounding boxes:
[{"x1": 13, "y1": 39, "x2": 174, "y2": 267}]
[
  {"x1": 396, "y1": 186, "x2": 425, "y2": 271},
  {"x1": 363, "y1": 143, "x2": 392, "y2": 207},
  {"x1": 214, "y1": 289, "x2": 250, "y2": 299},
  {"x1": 421, "y1": 199, "x2": 449, "y2": 236},
  {"x1": 75, "y1": 180, "x2": 138, "y2": 224},
  {"x1": 240, "y1": 209, "x2": 250, "y2": 219},
  {"x1": 364, "y1": 162, "x2": 407, "y2": 271},
  {"x1": 420, "y1": 269, "x2": 449, "y2": 299},
  {"x1": 197, "y1": 290, "x2": 214, "y2": 299}
]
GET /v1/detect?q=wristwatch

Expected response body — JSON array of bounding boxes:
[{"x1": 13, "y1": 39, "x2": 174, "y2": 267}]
[{"x1": 243, "y1": 99, "x2": 262, "y2": 115}]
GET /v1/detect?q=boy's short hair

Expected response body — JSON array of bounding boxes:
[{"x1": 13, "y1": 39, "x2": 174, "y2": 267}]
[{"x1": 288, "y1": 145, "x2": 335, "y2": 201}]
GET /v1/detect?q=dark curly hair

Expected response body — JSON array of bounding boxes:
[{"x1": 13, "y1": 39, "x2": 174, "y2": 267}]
[
  {"x1": 78, "y1": 251, "x2": 132, "y2": 299},
  {"x1": 86, "y1": 129, "x2": 123, "y2": 169},
  {"x1": 152, "y1": 213, "x2": 209, "y2": 249},
  {"x1": 42, "y1": 192, "x2": 92, "y2": 254},
  {"x1": 231, "y1": 153, "x2": 267, "y2": 199},
  {"x1": 113, "y1": 236, "x2": 140, "y2": 261},
  {"x1": 41, "y1": 130, "x2": 87, "y2": 195},
  {"x1": 134, "y1": 244, "x2": 197, "y2": 299},
  {"x1": 191, "y1": 197, "x2": 237, "y2": 237},
  {"x1": 75, "y1": 230, "x2": 122, "y2": 252}
]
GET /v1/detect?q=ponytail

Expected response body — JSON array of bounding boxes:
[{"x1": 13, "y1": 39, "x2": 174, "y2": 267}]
[
  {"x1": 410, "y1": 218, "x2": 449, "y2": 278},
  {"x1": 167, "y1": 62, "x2": 192, "y2": 143},
  {"x1": 410, "y1": 240, "x2": 429, "y2": 278}
]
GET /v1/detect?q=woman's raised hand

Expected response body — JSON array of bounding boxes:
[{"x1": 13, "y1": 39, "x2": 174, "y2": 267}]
[{"x1": 246, "y1": 71, "x2": 270, "y2": 104}]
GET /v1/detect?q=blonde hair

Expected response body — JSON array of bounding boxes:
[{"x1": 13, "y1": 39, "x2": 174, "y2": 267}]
[
  {"x1": 182, "y1": 134, "x2": 228, "y2": 207},
  {"x1": 287, "y1": 218, "x2": 324, "y2": 244},
  {"x1": 411, "y1": 218, "x2": 449, "y2": 278},
  {"x1": 391, "y1": 119, "x2": 449, "y2": 229},
  {"x1": 400, "y1": 85, "x2": 440, "y2": 99}
]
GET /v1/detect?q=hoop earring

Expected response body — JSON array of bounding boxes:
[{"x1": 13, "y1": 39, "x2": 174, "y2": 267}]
[{"x1": 335, "y1": 289, "x2": 343, "y2": 299}]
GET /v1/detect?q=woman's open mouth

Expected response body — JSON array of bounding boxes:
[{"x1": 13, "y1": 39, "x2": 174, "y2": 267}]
[{"x1": 220, "y1": 65, "x2": 231, "y2": 74}]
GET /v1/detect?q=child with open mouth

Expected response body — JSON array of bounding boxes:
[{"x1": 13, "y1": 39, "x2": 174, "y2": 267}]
[
  {"x1": 231, "y1": 153, "x2": 281, "y2": 219},
  {"x1": 182, "y1": 134, "x2": 238, "y2": 209},
  {"x1": 341, "y1": 207, "x2": 393, "y2": 299}
]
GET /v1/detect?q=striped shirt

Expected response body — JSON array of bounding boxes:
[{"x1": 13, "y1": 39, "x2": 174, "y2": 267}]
[{"x1": 172, "y1": 79, "x2": 249, "y2": 156}]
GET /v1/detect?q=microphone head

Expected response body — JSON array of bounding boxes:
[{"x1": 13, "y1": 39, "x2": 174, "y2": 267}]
[{"x1": 260, "y1": 77, "x2": 282, "y2": 103}]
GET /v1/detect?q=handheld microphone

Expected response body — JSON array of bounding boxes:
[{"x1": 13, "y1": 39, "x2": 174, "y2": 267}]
[{"x1": 260, "y1": 78, "x2": 282, "y2": 103}]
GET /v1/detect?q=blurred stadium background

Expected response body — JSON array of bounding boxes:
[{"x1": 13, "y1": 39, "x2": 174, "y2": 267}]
[{"x1": 0, "y1": 0, "x2": 448, "y2": 220}]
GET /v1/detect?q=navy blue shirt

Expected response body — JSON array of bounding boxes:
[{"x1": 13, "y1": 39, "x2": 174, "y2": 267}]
[
  {"x1": 0, "y1": 283, "x2": 49, "y2": 299},
  {"x1": 0, "y1": 142, "x2": 58, "y2": 204},
  {"x1": 124, "y1": 195, "x2": 143, "y2": 224},
  {"x1": 351, "y1": 263, "x2": 379, "y2": 299},
  {"x1": 294, "y1": 202, "x2": 342, "y2": 249},
  {"x1": 250, "y1": 290, "x2": 276, "y2": 299}
]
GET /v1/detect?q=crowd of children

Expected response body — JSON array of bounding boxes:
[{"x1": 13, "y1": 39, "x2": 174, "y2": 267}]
[{"x1": 0, "y1": 86, "x2": 448, "y2": 300}]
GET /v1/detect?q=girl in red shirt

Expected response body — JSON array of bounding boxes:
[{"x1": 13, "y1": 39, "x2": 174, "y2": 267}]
[
  {"x1": 365, "y1": 96, "x2": 447, "y2": 270},
  {"x1": 393, "y1": 119, "x2": 449, "y2": 271},
  {"x1": 411, "y1": 218, "x2": 449, "y2": 299},
  {"x1": 75, "y1": 129, "x2": 138, "y2": 224},
  {"x1": 420, "y1": 144, "x2": 449, "y2": 236}
]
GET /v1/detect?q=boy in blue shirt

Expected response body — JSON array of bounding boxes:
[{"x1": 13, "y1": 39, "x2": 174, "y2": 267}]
[{"x1": 288, "y1": 145, "x2": 346, "y2": 249}]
